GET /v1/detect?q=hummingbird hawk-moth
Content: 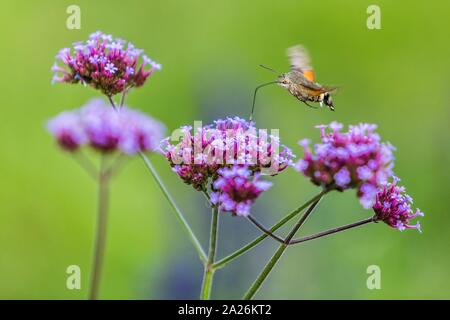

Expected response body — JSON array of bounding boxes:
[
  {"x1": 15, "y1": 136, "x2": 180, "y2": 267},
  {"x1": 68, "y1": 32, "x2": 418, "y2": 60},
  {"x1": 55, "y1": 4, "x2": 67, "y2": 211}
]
[{"x1": 250, "y1": 45, "x2": 337, "y2": 120}]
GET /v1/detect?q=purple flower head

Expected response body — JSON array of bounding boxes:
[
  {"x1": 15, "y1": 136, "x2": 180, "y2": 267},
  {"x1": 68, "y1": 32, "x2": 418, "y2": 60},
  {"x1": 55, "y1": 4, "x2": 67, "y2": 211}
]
[
  {"x1": 47, "y1": 111, "x2": 86, "y2": 151},
  {"x1": 80, "y1": 100, "x2": 123, "y2": 152},
  {"x1": 47, "y1": 98, "x2": 165, "y2": 155},
  {"x1": 295, "y1": 122, "x2": 395, "y2": 208},
  {"x1": 210, "y1": 166, "x2": 272, "y2": 217},
  {"x1": 51, "y1": 31, "x2": 161, "y2": 96},
  {"x1": 162, "y1": 116, "x2": 295, "y2": 191},
  {"x1": 118, "y1": 108, "x2": 166, "y2": 154},
  {"x1": 373, "y1": 177, "x2": 423, "y2": 232}
]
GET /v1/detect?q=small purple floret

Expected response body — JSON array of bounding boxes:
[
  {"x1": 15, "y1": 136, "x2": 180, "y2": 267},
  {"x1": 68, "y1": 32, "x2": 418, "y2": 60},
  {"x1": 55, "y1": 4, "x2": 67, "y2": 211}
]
[
  {"x1": 373, "y1": 177, "x2": 423, "y2": 232},
  {"x1": 210, "y1": 166, "x2": 272, "y2": 217}
]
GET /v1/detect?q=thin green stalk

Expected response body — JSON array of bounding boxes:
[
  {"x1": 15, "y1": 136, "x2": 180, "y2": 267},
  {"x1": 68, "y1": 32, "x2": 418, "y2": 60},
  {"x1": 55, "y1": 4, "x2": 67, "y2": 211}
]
[
  {"x1": 244, "y1": 245, "x2": 285, "y2": 299},
  {"x1": 288, "y1": 216, "x2": 375, "y2": 245},
  {"x1": 88, "y1": 161, "x2": 111, "y2": 300},
  {"x1": 104, "y1": 153, "x2": 128, "y2": 177},
  {"x1": 140, "y1": 152, "x2": 207, "y2": 263},
  {"x1": 242, "y1": 199, "x2": 321, "y2": 300},
  {"x1": 108, "y1": 95, "x2": 117, "y2": 110},
  {"x1": 202, "y1": 190, "x2": 211, "y2": 205},
  {"x1": 212, "y1": 189, "x2": 328, "y2": 269},
  {"x1": 200, "y1": 206, "x2": 219, "y2": 300},
  {"x1": 200, "y1": 271, "x2": 214, "y2": 300},
  {"x1": 247, "y1": 215, "x2": 286, "y2": 244},
  {"x1": 120, "y1": 91, "x2": 127, "y2": 108},
  {"x1": 72, "y1": 151, "x2": 98, "y2": 180}
]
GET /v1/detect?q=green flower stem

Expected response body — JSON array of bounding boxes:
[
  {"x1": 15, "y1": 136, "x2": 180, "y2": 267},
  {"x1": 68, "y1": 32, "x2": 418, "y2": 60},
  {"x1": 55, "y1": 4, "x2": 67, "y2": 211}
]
[
  {"x1": 242, "y1": 199, "x2": 321, "y2": 300},
  {"x1": 246, "y1": 214, "x2": 286, "y2": 244},
  {"x1": 72, "y1": 151, "x2": 98, "y2": 180},
  {"x1": 140, "y1": 152, "x2": 207, "y2": 263},
  {"x1": 200, "y1": 206, "x2": 219, "y2": 300},
  {"x1": 288, "y1": 216, "x2": 375, "y2": 245},
  {"x1": 243, "y1": 244, "x2": 285, "y2": 299},
  {"x1": 202, "y1": 190, "x2": 212, "y2": 205},
  {"x1": 107, "y1": 95, "x2": 117, "y2": 110},
  {"x1": 120, "y1": 91, "x2": 127, "y2": 108},
  {"x1": 88, "y1": 160, "x2": 111, "y2": 300},
  {"x1": 200, "y1": 270, "x2": 214, "y2": 300},
  {"x1": 212, "y1": 189, "x2": 329, "y2": 270},
  {"x1": 105, "y1": 153, "x2": 128, "y2": 176}
]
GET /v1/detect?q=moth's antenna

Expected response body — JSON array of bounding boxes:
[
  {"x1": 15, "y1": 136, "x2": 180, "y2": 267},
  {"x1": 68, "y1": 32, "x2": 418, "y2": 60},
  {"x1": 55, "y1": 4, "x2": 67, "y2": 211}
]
[
  {"x1": 250, "y1": 81, "x2": 278, "y2": 121},
  {"x1": 259, "y1": 64, "x2": 278, "y2": 74}
]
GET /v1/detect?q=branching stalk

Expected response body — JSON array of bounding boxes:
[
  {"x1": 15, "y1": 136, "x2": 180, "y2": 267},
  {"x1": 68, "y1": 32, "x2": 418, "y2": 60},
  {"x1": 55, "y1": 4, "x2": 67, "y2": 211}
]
[
  {"x1": 200, "y1": 206, "x2": 219, "y2": 299},
  {"x1": 242, "y1": 199, "x2": 321, "y2": 300}
]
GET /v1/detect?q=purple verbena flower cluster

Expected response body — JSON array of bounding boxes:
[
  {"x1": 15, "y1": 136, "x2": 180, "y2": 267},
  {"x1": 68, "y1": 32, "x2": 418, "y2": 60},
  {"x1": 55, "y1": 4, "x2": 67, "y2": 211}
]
[
  {"x1": 373, "y1": 177, "x2": 423, "y2": 232},
  {"x1": 48, "y1": 31, "x2": 426, "y2": 234},
  {"x1": 295, "y1": 122, "x2": 395, "y2": 208},
  {"x1": 210, "y1": 166, "x2": 272, "y2": 217},
  {"x1": 162, "y1": 116, "x2": 295, "y2": 190},
  {"x1": 47, "y1": 98, "x2": 165, "y2": 155},
  {"x1": 51, "y1": 31, "x2": 161, "y2": 96}
]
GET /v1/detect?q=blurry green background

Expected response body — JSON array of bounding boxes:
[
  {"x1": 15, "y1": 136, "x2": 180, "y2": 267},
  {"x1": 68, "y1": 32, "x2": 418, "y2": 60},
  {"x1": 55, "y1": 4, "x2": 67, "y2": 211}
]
[{"x1": 1, "y1": 0, "x2": 449, "y2": 299}]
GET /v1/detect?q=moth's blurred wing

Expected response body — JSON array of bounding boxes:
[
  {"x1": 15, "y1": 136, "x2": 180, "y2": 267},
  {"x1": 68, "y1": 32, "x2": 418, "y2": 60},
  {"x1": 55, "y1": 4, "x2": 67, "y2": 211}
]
[
  {"x1": 323, "y1": 86, "x2": 339, "y2": 94},
  {"x1": 302, "y1": 82, "x2": 338, "y2": 95},
  {"x1": 287, "y1": 45, "x2": 315, "y2": 81}
]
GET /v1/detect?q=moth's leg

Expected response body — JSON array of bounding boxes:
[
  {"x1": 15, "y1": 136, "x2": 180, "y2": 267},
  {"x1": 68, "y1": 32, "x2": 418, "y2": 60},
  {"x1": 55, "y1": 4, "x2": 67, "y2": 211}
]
[{"x1": 303, "y1": 101, "x2": 318, "y2": 109}]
